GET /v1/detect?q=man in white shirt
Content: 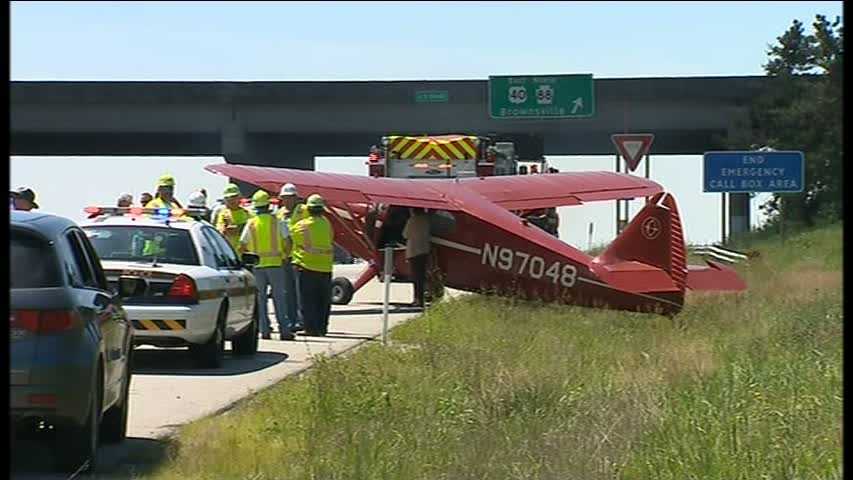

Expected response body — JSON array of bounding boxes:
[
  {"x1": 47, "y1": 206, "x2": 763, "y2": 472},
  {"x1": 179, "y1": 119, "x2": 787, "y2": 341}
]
[{"x1": 402, "y1": 207, "x2": 432, "y2": 308}]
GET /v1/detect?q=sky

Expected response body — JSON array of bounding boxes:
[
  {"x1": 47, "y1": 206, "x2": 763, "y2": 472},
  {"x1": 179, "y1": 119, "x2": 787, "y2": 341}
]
[{"x1": 10, "y1": 1, "x2": 843, "y2": 248}]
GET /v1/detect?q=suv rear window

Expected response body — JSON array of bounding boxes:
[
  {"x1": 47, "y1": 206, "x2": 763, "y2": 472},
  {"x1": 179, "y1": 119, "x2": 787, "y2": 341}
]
[
  {"x1": 10, "y1": 230, "x2": 63, "y2": 289},
  {"x1": 82, "y1": 226, "x2": 199, "y2": 266}
]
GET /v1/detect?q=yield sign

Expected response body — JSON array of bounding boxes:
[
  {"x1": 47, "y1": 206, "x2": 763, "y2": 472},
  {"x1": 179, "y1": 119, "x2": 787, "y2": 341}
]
[{"x1": 611, "y1": 134, "x2": 655, "y2": 172}]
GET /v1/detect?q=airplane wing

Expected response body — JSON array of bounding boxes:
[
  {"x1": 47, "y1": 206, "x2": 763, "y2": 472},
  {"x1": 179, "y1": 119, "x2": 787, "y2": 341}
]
[
  {"x1": 204, "y1": 164, "x2": 463, "y2": 211},
  {"x1": 204, "y1": 164, "x2": 662, "y2": 212},
  {"x1": 457, "y1": 172, "x2": 664, "y2": 210}
]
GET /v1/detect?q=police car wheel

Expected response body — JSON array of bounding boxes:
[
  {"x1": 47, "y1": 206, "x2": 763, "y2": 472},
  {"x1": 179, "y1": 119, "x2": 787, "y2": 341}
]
[
  {"x1": 190, "y1": 304, "x2": 226, "y2": 368},
  {"x1": 232, "y1": 302, "x2": 258, "y2": 356},
  {"x1": 331, "y1": 277, "x2": 354, "y2": 305}
]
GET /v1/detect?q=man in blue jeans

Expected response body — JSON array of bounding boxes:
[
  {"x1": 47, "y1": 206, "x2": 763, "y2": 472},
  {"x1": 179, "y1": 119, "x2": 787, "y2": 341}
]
[
  {"x1": 240, "y1": 190, "x2": 295, "y2": 341},
  {"x1": 276, "y1": 183, "x2": 308, "y2": 332}
]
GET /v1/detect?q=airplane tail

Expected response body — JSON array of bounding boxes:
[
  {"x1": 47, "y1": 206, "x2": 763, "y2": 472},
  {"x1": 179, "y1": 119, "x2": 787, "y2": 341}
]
[{"x1": 596, "y1": 192, "x2": 688, "y2": 293}]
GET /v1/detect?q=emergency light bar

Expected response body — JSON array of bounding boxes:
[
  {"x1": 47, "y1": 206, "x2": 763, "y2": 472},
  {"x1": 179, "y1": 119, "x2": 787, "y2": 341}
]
[{"x1": 83, "y1": 206, "x2": 208, "y2": 218}]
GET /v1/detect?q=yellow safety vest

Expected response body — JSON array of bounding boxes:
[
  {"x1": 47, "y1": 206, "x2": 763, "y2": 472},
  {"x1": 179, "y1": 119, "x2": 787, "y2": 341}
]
[
  {"x1": 142, "y1": 237, "x2": 165, "y2": 257},
  {"x1": 292, "y1": 215, "x2": 334, "y2": 273},
  {"x1": 245, "y1": 214, "x2": 286, "y2": 268},
  {"x1": 275, "y1": 203, "x2": 307, "y2": 259},
  {"x1": 277, "y1": 203, "x2": 309, "y2": 229},
  {"x1": 145, "y1": 198, "x2": 181, "y2": 210},
  {"x1": 216, "y1": 206, "x2": 253, "y2": 252}
]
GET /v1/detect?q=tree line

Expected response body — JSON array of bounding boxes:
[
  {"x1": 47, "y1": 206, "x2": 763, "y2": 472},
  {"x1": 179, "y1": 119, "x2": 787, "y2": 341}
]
[{"x1": 728, "y1": 14, "x2": 843, "y2": 227}]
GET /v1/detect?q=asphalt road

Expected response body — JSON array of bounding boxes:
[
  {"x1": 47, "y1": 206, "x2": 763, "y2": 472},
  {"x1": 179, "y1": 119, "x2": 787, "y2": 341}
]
[{"x1": 12, "y1": 264, "x2": 436, "y2": 479}]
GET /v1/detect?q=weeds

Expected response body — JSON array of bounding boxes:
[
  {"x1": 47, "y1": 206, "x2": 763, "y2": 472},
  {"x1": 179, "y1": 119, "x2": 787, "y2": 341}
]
[{"x1": 146, "y1": 224, "x2": 842, "y2": 480}]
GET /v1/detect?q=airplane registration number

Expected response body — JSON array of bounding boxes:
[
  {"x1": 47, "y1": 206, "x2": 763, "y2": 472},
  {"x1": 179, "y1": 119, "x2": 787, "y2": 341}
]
[{"x1": 481, "y1": 243, "x2": 577, "y2": 287}]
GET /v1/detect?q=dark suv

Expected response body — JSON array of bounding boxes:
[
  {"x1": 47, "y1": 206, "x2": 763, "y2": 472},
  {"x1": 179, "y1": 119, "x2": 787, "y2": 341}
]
[{"x1": 10, "y1": 211, "x2": 136, "y2": 473}]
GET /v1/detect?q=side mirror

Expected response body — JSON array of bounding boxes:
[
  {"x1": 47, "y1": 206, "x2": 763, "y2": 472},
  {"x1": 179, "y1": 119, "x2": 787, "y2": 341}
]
[
  {"x1": 118, "y1": 276, "x2": 146, "y2": 298},
  {"x1": 242, "y1": 253, "x2": 260, "y2": 269}
]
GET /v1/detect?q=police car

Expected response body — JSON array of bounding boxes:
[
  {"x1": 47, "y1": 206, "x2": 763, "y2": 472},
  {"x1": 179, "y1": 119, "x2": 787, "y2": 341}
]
[{"x1": 80, "y1": 206, "x2": 258, "y2": 368}]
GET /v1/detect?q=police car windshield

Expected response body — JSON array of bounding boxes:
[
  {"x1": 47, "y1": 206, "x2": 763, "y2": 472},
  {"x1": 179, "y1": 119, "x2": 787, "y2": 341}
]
[{"x1": 82, "y1": 226, "x2": 200, "y2": 266}]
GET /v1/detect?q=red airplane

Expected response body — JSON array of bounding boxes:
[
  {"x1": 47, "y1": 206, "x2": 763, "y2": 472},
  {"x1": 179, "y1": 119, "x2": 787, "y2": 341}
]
[{"x1": 206, "y1": 164, "x2": 746, "y2": 316}]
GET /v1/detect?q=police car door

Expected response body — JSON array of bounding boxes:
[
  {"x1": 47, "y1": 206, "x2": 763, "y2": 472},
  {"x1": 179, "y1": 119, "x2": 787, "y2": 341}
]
[
  {"x1": 199, "y1": 227, "x2": 243, "y2": 326},
  {"x1": 208, "y1": 228, "x2": 252, "y2": 323}
]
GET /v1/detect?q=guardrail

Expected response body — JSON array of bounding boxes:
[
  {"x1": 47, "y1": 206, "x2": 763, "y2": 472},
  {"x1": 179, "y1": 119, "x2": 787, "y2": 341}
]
[{"x1": 690, "y1": 245, "x2": 751, "y2": 264}]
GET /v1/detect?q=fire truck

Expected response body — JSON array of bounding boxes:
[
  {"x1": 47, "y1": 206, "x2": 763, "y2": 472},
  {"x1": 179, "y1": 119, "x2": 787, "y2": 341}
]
[
  {"x1": 331, "y1": 134, "x2": 551, "y2": 305},
  {"x1": 367, "y1": 134, "x2": 521, "y2": 178}
]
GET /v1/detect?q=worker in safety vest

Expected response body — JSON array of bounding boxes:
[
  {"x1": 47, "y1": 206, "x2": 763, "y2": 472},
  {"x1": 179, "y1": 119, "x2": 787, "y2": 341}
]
[
  {"x1": 145, "y1": 174, "x2": 183, "y2": 209},
  {"x1": 240, "y1": 190, "x2": 294, "y2": 341},
  {"x1": 215, "y1": 184, "x2": 253, "y2": 252},
  {"x1": 275, "y1": 183, "x2": 308, "y2": 332},
  {"x1": 291, "y1": 194, "x2": 334, "y2": 336}
]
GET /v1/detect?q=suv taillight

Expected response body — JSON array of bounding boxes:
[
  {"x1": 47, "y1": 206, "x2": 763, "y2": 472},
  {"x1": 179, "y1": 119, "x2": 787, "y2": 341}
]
[
  {"x1": 168, "y1": 275, "x2": 198, "y2": 300},
  {"x1": 11, "y1": 310, "x2": 80, "y2": 335}
]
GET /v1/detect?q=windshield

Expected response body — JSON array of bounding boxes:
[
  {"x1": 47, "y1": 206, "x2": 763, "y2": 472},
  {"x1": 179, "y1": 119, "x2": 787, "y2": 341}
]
[
  {"x1": 10, "y1": 230, "x2": 63, "y2": 289},
  {"x1": 83, "y1": 225, "x2": 199, "y2": 266}
]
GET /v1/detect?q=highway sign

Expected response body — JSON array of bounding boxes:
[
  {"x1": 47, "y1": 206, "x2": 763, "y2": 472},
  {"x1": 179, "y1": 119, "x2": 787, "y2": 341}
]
[
  {"x1": 611, "y1": 133, "x2": 654, "y2": 172},
  {"x1": 415, "y1": 90, "x2": 449, "y2": 103},
  {"x1": 489, "y1": 74, "x2": 595, "y2": 119},
  {"x1": 703, "y1": 151, "x2": 804, "y2": 193}
]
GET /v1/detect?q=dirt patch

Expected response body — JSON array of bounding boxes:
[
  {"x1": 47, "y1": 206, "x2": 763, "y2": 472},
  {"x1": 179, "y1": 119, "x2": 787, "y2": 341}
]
[{"x1": 759, "y1": 269, "x2": 842, "y2": 303}]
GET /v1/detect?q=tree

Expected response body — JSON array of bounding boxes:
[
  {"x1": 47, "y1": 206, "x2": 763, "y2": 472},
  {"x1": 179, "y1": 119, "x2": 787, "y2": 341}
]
[{"x1": 734, "y1": 15, "x2": 843, "y2": 227}]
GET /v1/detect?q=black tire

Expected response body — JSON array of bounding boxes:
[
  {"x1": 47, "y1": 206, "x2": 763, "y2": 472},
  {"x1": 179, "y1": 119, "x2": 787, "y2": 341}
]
[
  {"x1": 331, "y1": 277, "x2": 354, "y2": 305},
  {"x1": 56, "y1": 368, "x2": 100, "y2": 473},
  {"x1": 190, "y1": 304, "x2": 226, "y2": 369},
  {"x1": 100, "y1": 350, "x2": 132, "y2": 443},
  {"x1": 231, "y1": 303, "x2": 258, "y2": 356}
]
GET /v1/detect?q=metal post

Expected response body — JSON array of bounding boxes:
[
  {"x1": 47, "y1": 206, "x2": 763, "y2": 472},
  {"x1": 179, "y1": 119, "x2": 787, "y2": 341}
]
[
  {"x1": 381, "y1": 246, "x2": 392, "y2": 345},
  {"x1": 587, "y1": 222, "x2": 594, "y2": 251},
  {"x1": 644, "y1": 154, "x2": 651, "y2": 205},
  {"x1": 615, "y1": 154, "x2": 621, "y2": 235},
  {"x1": 721, "y1": 193, "x2": 727, "y2": 244}
]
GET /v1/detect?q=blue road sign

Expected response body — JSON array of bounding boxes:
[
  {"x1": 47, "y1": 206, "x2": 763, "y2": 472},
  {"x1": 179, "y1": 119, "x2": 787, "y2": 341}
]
[{"x1": 703, "y1": 151, "x2": 804, "y2": 193}]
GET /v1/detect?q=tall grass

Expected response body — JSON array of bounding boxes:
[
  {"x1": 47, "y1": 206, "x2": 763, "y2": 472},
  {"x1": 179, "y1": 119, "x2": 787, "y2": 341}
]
[{"x1": 145, "y1": 224, "x2": 842, "y2": 480}]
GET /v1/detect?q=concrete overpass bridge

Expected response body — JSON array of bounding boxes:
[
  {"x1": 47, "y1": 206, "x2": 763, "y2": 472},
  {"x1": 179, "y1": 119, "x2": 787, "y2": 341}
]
[{"x1": 10, "y1": 76, "x2": 769, "y2": 168}]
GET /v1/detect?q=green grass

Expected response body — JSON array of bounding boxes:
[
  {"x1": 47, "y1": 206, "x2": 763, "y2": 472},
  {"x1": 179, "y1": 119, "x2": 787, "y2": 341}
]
[{"x1": 145, "y1": 224, "x2": 842, "y2": 480}]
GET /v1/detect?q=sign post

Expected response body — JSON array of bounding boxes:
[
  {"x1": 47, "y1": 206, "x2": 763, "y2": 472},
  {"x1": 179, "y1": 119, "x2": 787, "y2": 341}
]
[
  {"x1": 381, "y1": 246, "x2": 393, "y2": 345},
  {"x1": 612, "y1": 134, "x2": 655, "y2": 234},
  {"x1": 703, "y1": 150, "x2": 804, "y2": 243},
  {"x1": 489, "y1": 74, "x2": 595, "y2": 119}
]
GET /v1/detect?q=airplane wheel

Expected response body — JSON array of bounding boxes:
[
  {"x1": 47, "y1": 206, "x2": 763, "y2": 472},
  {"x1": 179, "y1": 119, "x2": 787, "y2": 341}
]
[{"x1": 331, "y1": 277, "x2": 354, "y2": 305}]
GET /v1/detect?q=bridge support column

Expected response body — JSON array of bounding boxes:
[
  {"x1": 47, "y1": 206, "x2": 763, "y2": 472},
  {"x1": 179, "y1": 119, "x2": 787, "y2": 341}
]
[{"x1": 222, "y1": 132, "x2": 315, "y2": 170}]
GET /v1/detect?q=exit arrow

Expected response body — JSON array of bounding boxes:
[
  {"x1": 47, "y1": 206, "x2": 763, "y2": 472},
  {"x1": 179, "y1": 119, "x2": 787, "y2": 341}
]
[{"x1": 571, "y1": 97, "x2": 583, "y2": 114}]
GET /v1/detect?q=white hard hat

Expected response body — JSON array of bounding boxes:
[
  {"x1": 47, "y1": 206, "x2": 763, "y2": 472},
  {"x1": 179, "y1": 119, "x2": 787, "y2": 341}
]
[
  {"x1": 188, "y1": 191, "x2": 206, "y2": 208},
  {"x1": 279, "y1": 183, "x2": 298, "y2": 196}
]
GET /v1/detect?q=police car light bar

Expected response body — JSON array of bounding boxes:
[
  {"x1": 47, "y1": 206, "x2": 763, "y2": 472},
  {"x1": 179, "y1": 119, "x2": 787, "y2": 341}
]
[{"x1": 83, "y1": 206, "x2": 208, "y2": 218}]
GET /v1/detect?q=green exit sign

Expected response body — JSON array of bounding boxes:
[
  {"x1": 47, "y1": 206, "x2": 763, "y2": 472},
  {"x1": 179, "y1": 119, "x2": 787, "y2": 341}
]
[
  {"x1": 488, "y1": 74, "x2": 595, "y2": 119},
  {"x1": 415, "y1": 90, "x2": 449, "y2": 103}
]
